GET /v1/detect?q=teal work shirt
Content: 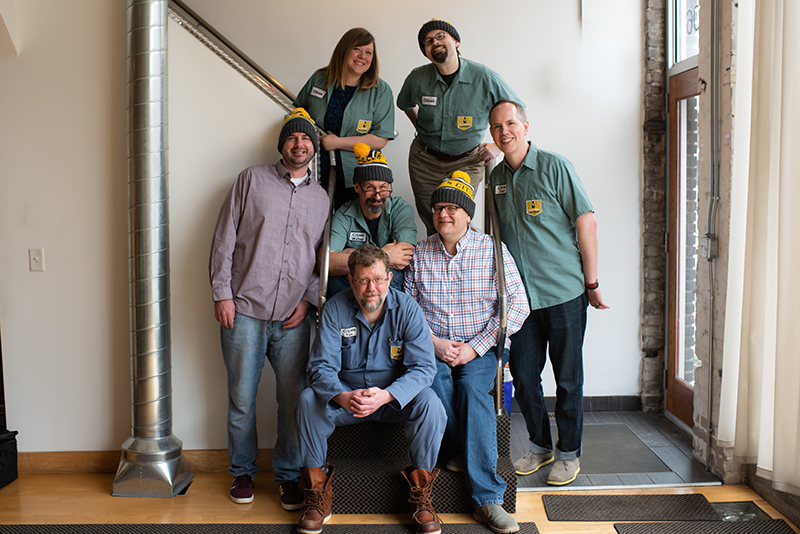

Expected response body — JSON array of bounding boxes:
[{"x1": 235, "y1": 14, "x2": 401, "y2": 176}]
[
  {"x1": 329, "y1": 195, "x2": 417, "y2": 252},
  {"x1": 295, "y1": 71, "x2": 396, "y2": 188},
  {"x1": 396, "y1": 58, "x2": 522, "y2": 155},
  {"x1": 489, "y1": 143, "x2": 593, "y2": 310}
]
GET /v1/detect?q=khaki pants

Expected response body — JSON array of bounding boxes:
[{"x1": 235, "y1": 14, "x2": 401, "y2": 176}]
[{"x1": 408, "y1": 137, "x2": 484, "y2": 235}]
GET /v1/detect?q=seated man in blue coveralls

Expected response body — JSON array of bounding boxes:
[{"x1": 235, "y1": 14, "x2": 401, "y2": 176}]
[
  {"x1": 325, "y1": 143, "x2": 417, "y2": 296},
  {"x1": 295, "y1": 245, "x2": 446, "y2": 534}
]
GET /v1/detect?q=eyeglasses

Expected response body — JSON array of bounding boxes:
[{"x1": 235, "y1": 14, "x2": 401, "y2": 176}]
[
  {"x1": 353, "y1": 277, "x2": 388, "y2": 287},
  {"x1": 431, "y1": 204, "x2": 460, "y2": 214},
  {"x1": 424, "y1": 32, "x2": 447, "y2": 47},
  {"x1": 361, "y1": 185, "x2": 392, "y2": 196}
]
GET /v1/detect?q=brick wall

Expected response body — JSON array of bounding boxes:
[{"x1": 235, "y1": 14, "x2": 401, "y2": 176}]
[{"x1": 641, "y1": 0, "x2": 667, "y2": 412}]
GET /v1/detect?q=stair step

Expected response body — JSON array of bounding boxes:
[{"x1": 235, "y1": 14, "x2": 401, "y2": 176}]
[
  {"x1": 327, "y1": 457, "x2": 516, "y2": 514},
  {"x1": 327, "y1": 415, "x2": 511, "y2": 459}
]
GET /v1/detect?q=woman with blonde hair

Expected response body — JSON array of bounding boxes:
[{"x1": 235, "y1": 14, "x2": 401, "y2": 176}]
[{"x1": 295, "y1": 28, "x2": 395, "y2": 209}]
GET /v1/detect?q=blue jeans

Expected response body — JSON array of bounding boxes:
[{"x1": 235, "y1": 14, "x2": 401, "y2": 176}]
[
  {"x1": 509, "y1": 293, "x2": 587, "y2": 460},
  {"x1": 431, "y1": 348, "x2": 507, "y2": 507},
  {"x1": 221, "y1": 311, "x2": 310, "y2": 483},
  {"x1": 296, "y1": 387, "x2": 446, "y2": 471},
  {"x1": 327, "y1": 267, "x2": 405, "y2": 297}
]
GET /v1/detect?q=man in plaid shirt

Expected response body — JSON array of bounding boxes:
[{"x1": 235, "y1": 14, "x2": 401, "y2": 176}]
[{"x1": 405, "y1": 171, "x2": 529, "y2": 534}]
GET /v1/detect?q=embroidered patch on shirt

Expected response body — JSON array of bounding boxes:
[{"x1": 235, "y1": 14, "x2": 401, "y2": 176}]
[
  {"x1": 495, "y1": 184, "x2": 507, "y2": 195},
  {"x1": 310, "y1": 87, "x2": 326, "y2": 99},
  {"x1": 421, "y1": 96, "x2": 437, "y2": 106},
  {"x1": 341, "y1": 327, "x2": 357, "y2": 338},
  {"x1": 391, "y1": 344, "x2": 404, "y2": 360},
  {"x1": 457, "y1": 116, "x2": 473, "y2": 130},
  {"x1": 526, "y1": 200, "x2": 542, "y2": 216},
  {"x1": 356, "y1": 120, "x2": 372, "y2": 134},
  {"x1": 349, "y1": 232, "x2": 368, "y2": 243}
]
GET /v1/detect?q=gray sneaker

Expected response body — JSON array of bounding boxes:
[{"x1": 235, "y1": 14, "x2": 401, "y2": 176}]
[
  {"x1": 473, "y1": 505, "x2": 520, "y2": 534},
  {"x1": 546, "y1": 458, "x2": 580, "y2": 485},
  {"x1": 513, "y1": 451, "x2": 554, "y2": 475}
]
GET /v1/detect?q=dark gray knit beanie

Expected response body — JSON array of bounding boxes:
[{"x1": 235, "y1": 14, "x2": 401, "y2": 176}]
[
  {"x1": 417, "y1": 19, "x2": 460, "y2": 54},
  {"x1": 430, "y1": 170, "x2": 475, "y2": 219},
  {"x1": 277, "y1": 108, "x2": 319, "y2": 154},
  {"x1": 353, "y1": 142, "x2": 393, "y2": 184}
]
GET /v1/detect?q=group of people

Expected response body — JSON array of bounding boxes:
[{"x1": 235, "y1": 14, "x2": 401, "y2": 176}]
[{"x1": 208, "y1": 18, "x2": 608, "y2": 534}]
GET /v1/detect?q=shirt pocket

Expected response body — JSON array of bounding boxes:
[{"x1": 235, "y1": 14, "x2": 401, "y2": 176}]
[{"x1": 341, "y1": 336, "x2": 362, "y2": 369}]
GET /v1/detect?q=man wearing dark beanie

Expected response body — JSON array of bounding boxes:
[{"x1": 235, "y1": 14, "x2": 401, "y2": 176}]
[
  {"x1": 209, "y1": 107, "x2": 328, "y2": 509},
  {"x1": 323, "y1": 142, "x2": 417, "y2": 296},
  {"x1": 405, "y1": 171, "x2": 531, "y2": 534},
  {"x1": 397, "y1": 18, "x2": 522, "y2": 235}
]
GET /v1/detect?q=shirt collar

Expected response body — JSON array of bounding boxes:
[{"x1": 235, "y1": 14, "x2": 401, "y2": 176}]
[
  {"x1": 436, "y1": 227, "x2": 475, "y2": 257},
  {"x1": 276, "y1": 160, "x2": 313, "y2": 185},
  {"x1": 502, "y1": 141, "x2": 539, "y2": 174},
  {"x1": 435, "y1": 57, "x2": 470, "y2": 85}
]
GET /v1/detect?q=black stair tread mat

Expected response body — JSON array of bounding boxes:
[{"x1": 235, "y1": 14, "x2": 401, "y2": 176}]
[
  {"x1": 543, "y1": 494, "x2": 721, "y2": 521},
  {"x1": 329, "y1": 456, "x2": 517, "y2": 514},
  {"x1": 328, "y1": 416, "x2": 511, "y2": 459},
  {"x1": 614, "y1": 519, "x2": 795, "y2": 534},
  {"x1": 0, "y1": 524, "x2": 540, "y2": 534}
]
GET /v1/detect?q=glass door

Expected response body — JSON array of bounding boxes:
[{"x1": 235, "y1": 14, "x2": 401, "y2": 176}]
[{"x1": 667, "y1": 67, "x2": 700, "y2": 428}]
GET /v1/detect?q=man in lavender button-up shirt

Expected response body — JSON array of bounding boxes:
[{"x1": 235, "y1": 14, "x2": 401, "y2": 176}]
[{"x1": 208, "y1": 109, "x2": 329, "y2": 508}]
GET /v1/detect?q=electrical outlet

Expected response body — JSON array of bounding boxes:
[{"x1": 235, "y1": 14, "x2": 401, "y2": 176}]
[{"x1": 29, "y1": 248, "x2": 45, "y2": 271}]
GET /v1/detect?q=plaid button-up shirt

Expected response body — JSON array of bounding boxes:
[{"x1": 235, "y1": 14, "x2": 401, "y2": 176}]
[{"x1": 404, "y1": 229, "x2": 530, "y2": 355}]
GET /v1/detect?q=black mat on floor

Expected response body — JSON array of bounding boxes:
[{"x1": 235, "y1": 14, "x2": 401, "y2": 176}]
[
  {"x1": 614, "y1": 519, "x2": 795, "y2": 534},
  {"x1": 543, "y1": 494, "x2": 720, "y2": 521},
  {"x1": 0, "y1": 524, "x2": 540, "y2": 534},
  {"x1": 576, "y1": 424, "x2": 670, "y2": 474}
]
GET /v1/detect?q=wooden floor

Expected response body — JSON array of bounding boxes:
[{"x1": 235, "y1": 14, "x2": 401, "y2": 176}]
[{"x1": 0, "y1": 473, "x2": 798, "y2": 533}]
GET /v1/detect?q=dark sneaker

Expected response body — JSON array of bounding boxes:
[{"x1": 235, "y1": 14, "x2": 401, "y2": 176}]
[
  {"x1": 445, "y1": 453, "x2": 466, "y2": 473},
  {"x1": 279, "y1": 480, "x2": 304, "y2": 511},
  {"x1": 230, "y1": 474, "x2": 254, "y2": 504}
]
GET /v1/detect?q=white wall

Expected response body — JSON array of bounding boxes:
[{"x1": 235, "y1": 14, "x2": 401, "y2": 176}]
[{"x1": 0, "y1": 0, "x2": 643, "y2": 453}]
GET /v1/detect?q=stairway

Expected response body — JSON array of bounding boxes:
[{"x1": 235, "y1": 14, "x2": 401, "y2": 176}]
[{"x1": 326, "y1": 407, "x2": 516, "y2": 514}]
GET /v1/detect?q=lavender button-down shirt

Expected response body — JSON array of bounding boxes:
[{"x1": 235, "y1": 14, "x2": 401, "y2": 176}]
[{"x1": 209, "y1": 161, "x2": 329, "y2": 321}]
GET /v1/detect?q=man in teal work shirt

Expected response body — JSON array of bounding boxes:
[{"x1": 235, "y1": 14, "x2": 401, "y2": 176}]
[
  {"x1": 325, "y1": 143, "x2": 417, "y2": 296},
  {"x1": 397, "y1": 18, "x2": 522, "y2": 235},
  {"x1": 488, "y1": 100, "x2": 609, "y2": 487}
]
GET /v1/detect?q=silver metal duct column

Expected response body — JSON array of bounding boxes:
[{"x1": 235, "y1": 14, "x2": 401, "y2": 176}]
[{"x1": 113, "y1": 0, "x2": 193, "y2": 497}]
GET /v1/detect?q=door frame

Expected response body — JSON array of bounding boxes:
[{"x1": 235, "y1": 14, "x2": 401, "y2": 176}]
[{"x1": 666, "y1": 66, "x2": 699, "y2": 428}]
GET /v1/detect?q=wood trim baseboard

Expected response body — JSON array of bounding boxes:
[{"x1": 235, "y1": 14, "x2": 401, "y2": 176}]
[{"x1": 18, "y1": 449, "x2": 273, "y2": 475}]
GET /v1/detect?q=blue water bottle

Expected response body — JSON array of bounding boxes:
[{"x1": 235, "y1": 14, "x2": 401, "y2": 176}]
[{"x1": 503, "y1": 363, "x2": 513, "y2": 413}]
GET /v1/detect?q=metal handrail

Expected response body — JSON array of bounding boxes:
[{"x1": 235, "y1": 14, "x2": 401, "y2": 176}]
[
  {"x1": 168, "y1": 0, "x2": 335, "y2": 313},
  {"x1": 168, "y1": 0, "x2": 295, "y2": 108},
  {"x1": 485, "y1": 163, "x2": 509, "y2": 415},
  {"x1": 317, "y1": 153, "x2": 337, "y2": 312}
]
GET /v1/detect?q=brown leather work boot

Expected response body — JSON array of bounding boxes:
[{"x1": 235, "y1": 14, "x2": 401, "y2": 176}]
[
  {"x1": 402, "y1": 467, "x2": 442, "y2": 534},
  {"x1": 297, "y1": 465, "x2": 334, "y2": 534}
]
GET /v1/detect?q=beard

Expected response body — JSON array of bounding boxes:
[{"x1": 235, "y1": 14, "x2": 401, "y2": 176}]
[
  {"x1": 431, "y1": 46, "x2": 449, "y2": 64},
  {"x1": 357, "y1": 292, "x2": 385, "y2": 312},
  {"x1": 364, "y1": 198, "x2": 385, "y2": 215}
]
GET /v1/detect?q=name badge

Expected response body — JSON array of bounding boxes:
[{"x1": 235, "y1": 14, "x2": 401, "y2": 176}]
[
  {"x1": 349, "y1": 232, "x2": 368, "y2": 243},
  {"x1": 310, "y1": 87, "x2": 326, "y2": 99},
  {"x1": 457, "y1": 116, "x2": 473, "y2": 130},
  {"x1": 356, "y1": 120, "x2": 372, "y2": 134},
  {"x1": 526, "y1": 200, "x2": 542, "y2": 217},
  {"x1": 495, "y1": 184, "x2": 507, "y2": 195},
  {"x1": 422, "y1": 96, "x2": 437, "y2": 106},
  {"x1": 341, "y1": 327, "x2": 357, "y2": 338}
]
